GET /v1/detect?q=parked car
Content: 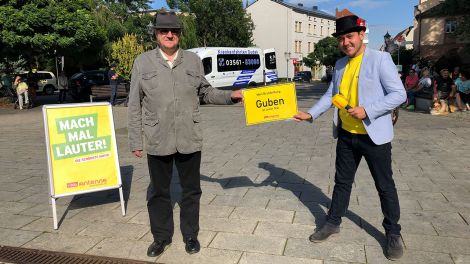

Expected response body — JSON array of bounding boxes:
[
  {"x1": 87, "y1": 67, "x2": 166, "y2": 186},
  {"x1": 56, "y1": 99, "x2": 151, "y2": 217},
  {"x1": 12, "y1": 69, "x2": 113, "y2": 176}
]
[
  {"x1": 69, "y1": 70, "x2": 128, "y2": 102},
  {"x1": 293, "y1": 71, "x2": 312, "y2": 83},
  {"x1": 19, "y1": 71, "x2": 57, "y2": 95}
]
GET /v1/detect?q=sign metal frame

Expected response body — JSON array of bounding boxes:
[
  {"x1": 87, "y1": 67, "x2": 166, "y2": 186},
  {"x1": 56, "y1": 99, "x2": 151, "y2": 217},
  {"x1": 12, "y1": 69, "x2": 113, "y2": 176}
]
[{"x1": 42, "y1": 102, "x2": 126, "y2": 229}]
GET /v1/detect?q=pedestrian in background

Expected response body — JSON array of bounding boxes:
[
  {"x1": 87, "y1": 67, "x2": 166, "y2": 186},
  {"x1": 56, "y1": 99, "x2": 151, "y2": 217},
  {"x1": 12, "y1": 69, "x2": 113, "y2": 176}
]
[
  {"x1": 127, "y1": 11, "x2": 243, "y2": 258},
  {"x1": 58, "y1": 71, "x2": 68, "y2": 103},
  {"x1": 14, "y1": 75, "x2": 29, "y2": 110},
  {"x1": 452, "y1": 66, "x2": 460, "y2": 82},
  {"x1": 1, "y1": 72, "x2": 13, "y2": 95},
  {"x1": 416, "y1": 68, "x2": 433, "y2": 95},
  {"x1": 293, "y1": 15, "x2": 406, "y2": 260},
  {"x1": 108, "y1": 63, "x2": 119, "y2": 106},
  {"x1": 431, "y1": 65, "x2": 456, "y2": 115},
  {"x1": 404, "y1": 68, "x2": 419, "y2": 110},
  {"x1": 26, "y1": 68, "x2": 38, "y2": 107},
  {"x1": 455, "y1": 69, "x2": 470, "y2": 111}
]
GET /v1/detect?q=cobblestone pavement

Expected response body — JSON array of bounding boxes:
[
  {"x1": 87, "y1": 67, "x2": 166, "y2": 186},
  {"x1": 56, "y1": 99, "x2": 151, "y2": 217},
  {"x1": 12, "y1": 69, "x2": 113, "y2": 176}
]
[{"x1": 0, "y1": 83, "x2": 469, "y2": 263}]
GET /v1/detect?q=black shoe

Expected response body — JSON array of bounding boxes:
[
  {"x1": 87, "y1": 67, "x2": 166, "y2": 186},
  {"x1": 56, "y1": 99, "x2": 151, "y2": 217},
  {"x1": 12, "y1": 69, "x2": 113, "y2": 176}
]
[
  {"x1": 147, "y1": 239, "x2": 171, "y2": 257},
  {"x1": 309, "y1": 222, "x2": 340, "y2": 243},
  {"x1": 184, "y1": 237, "x2": 200, "y2": 254},
  {"x1": 385, "y1": 234, "x2": 403, "y2": 260}
]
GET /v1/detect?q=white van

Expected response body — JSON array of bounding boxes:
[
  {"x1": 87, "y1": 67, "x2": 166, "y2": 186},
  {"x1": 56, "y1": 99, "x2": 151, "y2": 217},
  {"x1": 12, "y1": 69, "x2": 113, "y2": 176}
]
[
  {"x1": 188, "y1": 47, "x2": 278, "y2": 89},
  {"x1": 20, "y1": 71, "x2": 57, "y2": 95}
]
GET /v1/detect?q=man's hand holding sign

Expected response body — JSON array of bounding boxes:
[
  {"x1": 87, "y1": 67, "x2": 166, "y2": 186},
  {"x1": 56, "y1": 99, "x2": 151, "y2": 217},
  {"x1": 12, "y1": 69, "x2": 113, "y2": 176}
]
[
  {"x1": 294, "y1": 93, "x2": 367, "y2": 121},
  {"x1": 243, "y1": 83, "x2": 298, "y2": 126}
]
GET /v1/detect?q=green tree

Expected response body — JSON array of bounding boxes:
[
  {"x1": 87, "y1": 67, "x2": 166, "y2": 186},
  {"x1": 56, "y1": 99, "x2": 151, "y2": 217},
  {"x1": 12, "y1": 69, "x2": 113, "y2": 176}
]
[
  {"x1": 167, "y1": 0, "x2": 190, "y2": 12},
  {"x1": 391, "y1": 47, "x2": 414, "y2": 67},
  {"x1": 178, "y1": 14, "x2": 199, "y2": 49},
  {"x1": 93, "y1": 1, "x2": 154, "y2": 66},
  {"x1": 100, "y1": 0, "x2": 151, "y2": 20},
  {"x1": 303, "y1": 37, "x2": 342, "y2": 67},
  {"x1": 0, "y1": 0, "x2": 107, "y2": 69},
  {"x1": 188, "y1": 0, "x2": 254, "y2": 47},
  {"x1": 111, "y1": 33, "x2": 145, "y2": 80}
]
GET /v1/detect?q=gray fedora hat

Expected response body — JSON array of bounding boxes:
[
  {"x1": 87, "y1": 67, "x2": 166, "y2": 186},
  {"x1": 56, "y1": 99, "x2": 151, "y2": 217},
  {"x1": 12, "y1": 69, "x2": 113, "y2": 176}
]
[{"x1": 153, "y1": 11, "x2": 182, "y2": 29}]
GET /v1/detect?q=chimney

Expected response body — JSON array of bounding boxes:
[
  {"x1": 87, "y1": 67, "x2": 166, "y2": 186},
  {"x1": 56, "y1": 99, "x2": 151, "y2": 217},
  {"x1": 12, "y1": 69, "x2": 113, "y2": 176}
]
[{"x1": 312, "y1": 6, "x2": 318, "y2": 10}]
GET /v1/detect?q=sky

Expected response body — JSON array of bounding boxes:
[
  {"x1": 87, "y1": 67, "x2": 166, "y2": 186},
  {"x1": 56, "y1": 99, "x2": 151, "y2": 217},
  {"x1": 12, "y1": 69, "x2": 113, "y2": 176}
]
[{"x1": 150, "y1": 0, "x2": 417, "y2": 50}]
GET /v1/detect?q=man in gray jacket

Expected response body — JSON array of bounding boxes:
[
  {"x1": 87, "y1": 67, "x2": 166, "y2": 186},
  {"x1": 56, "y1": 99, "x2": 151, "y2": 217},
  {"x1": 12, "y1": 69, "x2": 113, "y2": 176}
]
[{"x1": 128, "y1": 11, "x2": 243, "y2": 257}]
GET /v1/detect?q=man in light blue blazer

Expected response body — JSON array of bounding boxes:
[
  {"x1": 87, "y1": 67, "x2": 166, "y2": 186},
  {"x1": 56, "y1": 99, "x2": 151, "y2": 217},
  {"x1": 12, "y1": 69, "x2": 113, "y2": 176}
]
[{"x1": 294, "y1": 15, "x2": 406, "y2": 260}]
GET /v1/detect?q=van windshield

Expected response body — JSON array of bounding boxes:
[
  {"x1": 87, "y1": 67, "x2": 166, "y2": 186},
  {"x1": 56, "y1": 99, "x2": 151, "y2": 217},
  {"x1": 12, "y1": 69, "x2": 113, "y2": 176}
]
[{"x1": 202, "y1": 57, "x2": 212, "y2": 75}]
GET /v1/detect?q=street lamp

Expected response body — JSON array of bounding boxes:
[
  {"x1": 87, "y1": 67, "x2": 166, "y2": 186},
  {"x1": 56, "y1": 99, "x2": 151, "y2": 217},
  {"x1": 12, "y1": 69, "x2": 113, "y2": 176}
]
[{"x1": 284, "y1": 51, "x2": 291, "y2": 81}]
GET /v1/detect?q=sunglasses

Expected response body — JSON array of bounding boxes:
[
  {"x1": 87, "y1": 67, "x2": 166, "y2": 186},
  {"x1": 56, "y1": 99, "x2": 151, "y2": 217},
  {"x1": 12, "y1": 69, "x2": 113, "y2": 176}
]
[{"x1": 158, "y1": 28, "x2": 181, "y2": 35}]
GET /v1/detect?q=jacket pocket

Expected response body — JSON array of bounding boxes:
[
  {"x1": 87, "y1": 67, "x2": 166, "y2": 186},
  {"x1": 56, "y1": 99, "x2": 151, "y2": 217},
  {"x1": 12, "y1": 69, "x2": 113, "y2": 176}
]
[
  {"x1": 142, "y1": 71, "x2": 158, "y2": 90},
  {"x1": 142, "y1": 71, "x2": 158, "y2": 80},
  {"x1": 143, "y1": 117, "x2": 159, "y2": 126},
  {"x1": 186, "y1": 70, "x2": 200, "y2": 88},
  {"x1": 192, "y1": 112, "x2": 202, "y2": 142},
  {"x1": 143, "y1": 116, "x2": 160, "y2": 144}
]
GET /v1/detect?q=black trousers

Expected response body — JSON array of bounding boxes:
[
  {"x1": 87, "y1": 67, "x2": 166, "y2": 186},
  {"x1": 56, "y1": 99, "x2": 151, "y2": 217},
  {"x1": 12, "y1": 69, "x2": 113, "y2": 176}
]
[
  {"x1": 147, "y1": 152, "x2": 202, "y2": 241},
  {"x1": 327, "y1": 128, "x2": 401, "y2": 235},
  {"x1": 58, "y1": 89, "x2": 66, "y2": 103}
]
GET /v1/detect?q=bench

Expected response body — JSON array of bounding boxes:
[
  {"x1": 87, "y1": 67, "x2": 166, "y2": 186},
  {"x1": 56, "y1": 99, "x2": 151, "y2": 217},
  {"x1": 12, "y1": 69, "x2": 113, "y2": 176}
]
[{"x1": 415, "y1": 92, "x2": 433, "y2": 112}]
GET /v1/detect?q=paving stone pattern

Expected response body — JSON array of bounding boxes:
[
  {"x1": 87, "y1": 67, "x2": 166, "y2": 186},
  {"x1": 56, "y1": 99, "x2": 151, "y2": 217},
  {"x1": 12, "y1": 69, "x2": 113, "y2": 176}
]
[{"x1": 0, "y1": 83, "x2": 469, "y2": 263}]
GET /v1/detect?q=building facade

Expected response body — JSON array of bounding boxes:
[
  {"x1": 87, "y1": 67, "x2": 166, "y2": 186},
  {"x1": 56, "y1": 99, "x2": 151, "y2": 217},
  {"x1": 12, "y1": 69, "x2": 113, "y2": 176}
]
[
  {"x1": 381, "y1": 27, "x2": 414, "y2": 53},
  {"x1": 247, "y1": 0, "x2": 336, "y2": 79},
  {"x1": 413, "y1": 0, "x2": 470, "y2": 65}
]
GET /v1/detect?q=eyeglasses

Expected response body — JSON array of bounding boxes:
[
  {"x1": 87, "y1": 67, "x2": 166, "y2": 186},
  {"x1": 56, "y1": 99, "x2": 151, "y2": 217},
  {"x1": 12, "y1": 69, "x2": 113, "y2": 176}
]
[{"x1": 158, "y1": 29, "x2": 181, "y2": 35}]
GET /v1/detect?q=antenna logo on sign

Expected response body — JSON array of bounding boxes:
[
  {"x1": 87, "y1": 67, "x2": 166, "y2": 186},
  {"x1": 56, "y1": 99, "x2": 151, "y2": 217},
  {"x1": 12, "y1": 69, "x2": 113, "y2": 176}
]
[{"x1": 53, "y1": 113, "x2": 111, "y2": 160}]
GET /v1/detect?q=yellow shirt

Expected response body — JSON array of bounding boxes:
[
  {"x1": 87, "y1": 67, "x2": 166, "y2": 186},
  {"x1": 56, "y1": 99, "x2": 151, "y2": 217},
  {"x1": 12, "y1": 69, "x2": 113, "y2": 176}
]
[
  {"x1": 339, "y1": 52, "x2": 367, "y2": 134},
  {"x1": 16, "y1": 82, "x2": 28, "y2": 94}
]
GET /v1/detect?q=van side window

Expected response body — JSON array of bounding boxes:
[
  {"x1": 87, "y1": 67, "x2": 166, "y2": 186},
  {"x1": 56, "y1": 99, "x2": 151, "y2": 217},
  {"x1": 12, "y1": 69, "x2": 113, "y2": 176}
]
[
  {"x1": 217, "y1": 54, "x2": 260, "y2": 72},
  {"x1": 265, "y1": 52, "x2": 276, "y2": 70},
  {"x1": 37, "y1": 73, "x2": 52, "y2": 79},
  {"x1": 202, "y1": 57, "x2": 212, "y2": 75}
]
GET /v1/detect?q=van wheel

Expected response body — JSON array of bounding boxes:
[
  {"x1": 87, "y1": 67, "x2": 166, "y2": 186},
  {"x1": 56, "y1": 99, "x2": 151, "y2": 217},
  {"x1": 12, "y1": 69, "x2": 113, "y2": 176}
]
[
  {"x1": 44, "y1": 85, "x2": 55, "y2": 95},
  {"x1": 248, "y1": 82, "x2": 257, "y2": 88}
]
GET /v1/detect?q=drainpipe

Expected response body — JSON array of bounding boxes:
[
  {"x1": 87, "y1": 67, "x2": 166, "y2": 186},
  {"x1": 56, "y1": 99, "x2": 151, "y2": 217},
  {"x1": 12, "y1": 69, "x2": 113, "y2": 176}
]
[{"x1": 416, "y1": 7, "x2": 422, "y2": 59}]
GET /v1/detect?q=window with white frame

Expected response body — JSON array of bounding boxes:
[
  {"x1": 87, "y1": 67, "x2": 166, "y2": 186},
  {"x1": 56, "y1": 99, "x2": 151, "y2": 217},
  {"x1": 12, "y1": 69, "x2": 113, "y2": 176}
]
[
  {"x1": 295, "y1": 41, "x2": 302, "y2": 53},
  {"x1": 445, "y1": 20, "x2": 457, "y2": 33}
]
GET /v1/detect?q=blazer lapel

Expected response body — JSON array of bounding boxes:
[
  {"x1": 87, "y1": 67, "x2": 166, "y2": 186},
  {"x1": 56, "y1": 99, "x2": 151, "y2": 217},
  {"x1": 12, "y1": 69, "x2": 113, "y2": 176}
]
[
  {"x1": 358, "y1": 47, "x2": 371, "y2": 104},
  {"x1": 335, "y1": 57, "x2": 348, "y2": 94}
]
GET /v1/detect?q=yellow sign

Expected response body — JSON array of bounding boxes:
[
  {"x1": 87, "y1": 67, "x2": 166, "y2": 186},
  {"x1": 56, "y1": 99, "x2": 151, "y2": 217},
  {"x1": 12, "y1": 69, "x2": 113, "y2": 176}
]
[
  {"x1": 43, "y1": 103, "x2": 121, "y2": 197},
  {"x1": 243, "y1": 83, "x2": 298, "y2": 126}
]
